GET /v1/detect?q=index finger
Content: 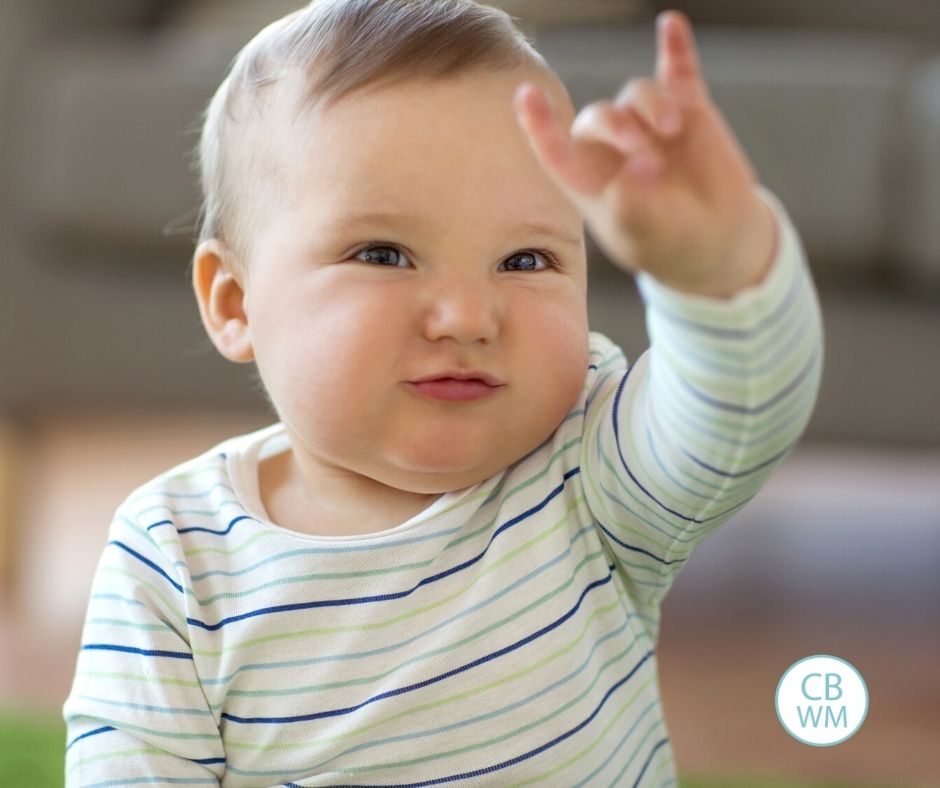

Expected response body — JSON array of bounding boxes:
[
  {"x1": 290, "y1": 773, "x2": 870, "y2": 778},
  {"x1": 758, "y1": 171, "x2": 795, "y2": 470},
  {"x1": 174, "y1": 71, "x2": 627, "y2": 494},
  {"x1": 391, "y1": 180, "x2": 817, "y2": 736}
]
[{"x1": 655, "y1": 10, "x2": 706, "y2": 102}]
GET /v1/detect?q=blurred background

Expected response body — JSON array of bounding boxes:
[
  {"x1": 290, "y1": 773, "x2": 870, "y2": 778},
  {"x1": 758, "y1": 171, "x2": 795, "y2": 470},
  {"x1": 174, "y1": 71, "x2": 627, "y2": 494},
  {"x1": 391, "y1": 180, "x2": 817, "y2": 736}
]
[{"x1": 0, "y1": 0, "x2": 938, "y2": 785}]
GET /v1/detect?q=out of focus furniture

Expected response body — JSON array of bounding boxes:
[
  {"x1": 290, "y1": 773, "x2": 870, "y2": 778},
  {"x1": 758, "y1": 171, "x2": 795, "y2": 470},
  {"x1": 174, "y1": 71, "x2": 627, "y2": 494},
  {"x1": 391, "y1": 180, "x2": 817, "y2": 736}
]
[{"x1": 1, "y1": 0, "x2": 939, "y2": 446}]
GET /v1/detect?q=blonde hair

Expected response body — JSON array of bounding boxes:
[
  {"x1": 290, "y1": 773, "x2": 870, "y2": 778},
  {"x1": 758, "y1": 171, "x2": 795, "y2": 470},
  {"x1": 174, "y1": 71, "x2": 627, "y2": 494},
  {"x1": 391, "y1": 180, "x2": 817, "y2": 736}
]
[{"x1": 192, "y1": 0, "x2": 548, "y2": 272}]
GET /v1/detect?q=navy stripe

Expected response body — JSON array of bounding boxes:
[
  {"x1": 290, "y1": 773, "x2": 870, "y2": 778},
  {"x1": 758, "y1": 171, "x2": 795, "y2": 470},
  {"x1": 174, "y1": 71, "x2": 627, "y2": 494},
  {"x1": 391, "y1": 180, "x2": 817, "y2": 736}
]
[
  {"x1": 109, "y1": 540, "x2": 183, "y2": 594},
  {"x1": 645, "y1": 258, "x2": 800, "y2": 340},
  {"x1": 81, "y1": 643, "x2": 193, "y2": 660},
  {"x1": 631, "y1": 737, "x2": 671, "y2": 788},
  {"x1": 185, "y1": 468, "x2": 582, "y2": 632},
  {"x1": 66, "y1": 725, "x2": 115, "y2": 751},
  {"x1": 298, "y1": 650, "x2": 657, "y2": 788},
  {"x1": 594, "y1": 520, "x2": 686, "y2": 567},
  {"x1": 677, "y1": 345, "x2": 820, "y2": 415},
  {"x1": 178, "y1": 514, "x2": 254, "y2": 536},
  {"x1": 148, "y1": 514, "x2": 254, "y2": 536},
  {"x1": 611, "y1": 363, "x2": 702, "y2": 524},
  {"x1": 683, "y1": 440, "x2": 794, "y2": 480},
  {"x1": 609, "y1": 354, "x2": 789, "y2": 525},
  {"x1": 221, "y1": 568, "x2": 615, "y2": 725}
]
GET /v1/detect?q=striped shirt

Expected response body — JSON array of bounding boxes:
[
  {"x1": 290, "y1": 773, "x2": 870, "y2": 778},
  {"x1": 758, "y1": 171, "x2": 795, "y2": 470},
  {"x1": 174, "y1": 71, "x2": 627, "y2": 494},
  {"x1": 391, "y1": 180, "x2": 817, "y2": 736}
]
[{"x1": 63, "y1": 186, "x2": 823, "y2": 787}]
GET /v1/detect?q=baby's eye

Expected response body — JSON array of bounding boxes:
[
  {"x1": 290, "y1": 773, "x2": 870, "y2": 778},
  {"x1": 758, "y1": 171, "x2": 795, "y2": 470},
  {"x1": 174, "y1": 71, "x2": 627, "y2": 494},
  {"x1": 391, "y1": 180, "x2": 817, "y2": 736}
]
[
  {"x1": 353, "y1": 245, "x2": 410, "y2": 267},
  {"x1": 500, "y1": 250, "x2": 554, "y2": 272}
]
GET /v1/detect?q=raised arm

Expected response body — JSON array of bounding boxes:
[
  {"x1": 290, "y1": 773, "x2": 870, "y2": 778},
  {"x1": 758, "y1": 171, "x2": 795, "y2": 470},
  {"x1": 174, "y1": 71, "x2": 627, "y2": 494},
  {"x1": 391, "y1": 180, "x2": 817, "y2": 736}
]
[
  {"x1": 514, "y1": 10, "x2": 823, "y2": 614},
  {"x1": 579, "y1": 188, "x2": 822, "y2": 613}
]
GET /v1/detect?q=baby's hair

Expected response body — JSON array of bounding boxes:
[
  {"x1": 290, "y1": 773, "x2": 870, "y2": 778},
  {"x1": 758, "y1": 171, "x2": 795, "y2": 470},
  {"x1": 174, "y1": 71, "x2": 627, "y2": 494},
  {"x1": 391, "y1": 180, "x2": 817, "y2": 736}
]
[{"x1": 192, "y1": 0, "x2": 548, "y2": 273}]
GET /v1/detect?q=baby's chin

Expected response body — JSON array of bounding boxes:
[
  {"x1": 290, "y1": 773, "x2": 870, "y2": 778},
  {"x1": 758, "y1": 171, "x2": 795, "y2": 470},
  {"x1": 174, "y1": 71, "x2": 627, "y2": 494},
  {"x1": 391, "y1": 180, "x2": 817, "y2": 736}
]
[
  {"x1": 376, "y1": 459, "x2": 508, "y2": 495},
  {"x1": 375, "y1": 440, "x2": 539, "y2": 495}
]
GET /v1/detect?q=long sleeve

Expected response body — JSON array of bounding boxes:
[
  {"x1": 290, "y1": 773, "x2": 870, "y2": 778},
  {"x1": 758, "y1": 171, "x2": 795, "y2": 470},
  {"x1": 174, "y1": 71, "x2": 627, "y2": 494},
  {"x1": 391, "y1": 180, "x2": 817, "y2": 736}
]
[
  {"x1": 580, "y1": 185, "x2": 824, "y2": 615},
  {"x1": 62, "y1": 507, "x2": 225, "y2": 785}
]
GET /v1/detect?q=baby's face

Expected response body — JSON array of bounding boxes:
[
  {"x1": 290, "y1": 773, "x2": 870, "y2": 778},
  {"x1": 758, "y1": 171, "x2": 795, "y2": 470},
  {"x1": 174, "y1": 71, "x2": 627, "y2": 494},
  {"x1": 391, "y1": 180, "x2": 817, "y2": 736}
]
[{"x1": 240, "y1": 66, "x2": 590, "y2": 494}]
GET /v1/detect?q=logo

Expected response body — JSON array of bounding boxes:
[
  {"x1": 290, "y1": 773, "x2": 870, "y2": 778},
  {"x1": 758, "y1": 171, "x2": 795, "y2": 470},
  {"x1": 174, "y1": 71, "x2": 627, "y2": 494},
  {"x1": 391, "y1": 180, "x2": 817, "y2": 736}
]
[{"x1": 775, "y1": 654, "x2": 868, "y2": 746}]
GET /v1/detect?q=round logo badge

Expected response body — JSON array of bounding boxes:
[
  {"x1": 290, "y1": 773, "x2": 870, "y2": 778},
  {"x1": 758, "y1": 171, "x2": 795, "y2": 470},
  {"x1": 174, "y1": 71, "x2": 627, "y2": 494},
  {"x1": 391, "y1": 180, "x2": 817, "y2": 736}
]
[{"x1": 775, "y1": 654, "x2": 868, "y2": 746}]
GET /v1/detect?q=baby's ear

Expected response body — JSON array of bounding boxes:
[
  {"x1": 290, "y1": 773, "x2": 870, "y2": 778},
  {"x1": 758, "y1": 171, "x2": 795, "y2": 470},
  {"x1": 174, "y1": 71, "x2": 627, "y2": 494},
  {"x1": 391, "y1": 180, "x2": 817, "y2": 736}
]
[{"x1": 191, "y1": 239, "x2": 255, "y2": 364}]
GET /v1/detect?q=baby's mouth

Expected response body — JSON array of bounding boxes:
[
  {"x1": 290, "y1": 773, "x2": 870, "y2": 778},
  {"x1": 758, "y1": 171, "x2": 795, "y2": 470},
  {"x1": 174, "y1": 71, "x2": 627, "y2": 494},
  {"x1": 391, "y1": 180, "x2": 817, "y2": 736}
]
[
  {"x1": 407, "y1": 377, "x2": 504, "y2": 402},
  {"x1": 410, "y1": 370, "x2": 505, "y2": 387}
]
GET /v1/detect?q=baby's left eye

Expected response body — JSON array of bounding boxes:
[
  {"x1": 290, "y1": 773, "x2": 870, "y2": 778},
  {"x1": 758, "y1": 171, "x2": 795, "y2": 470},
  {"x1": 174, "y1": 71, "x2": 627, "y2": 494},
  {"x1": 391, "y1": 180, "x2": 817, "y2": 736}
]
[{"x1": 501, "y1": 250, "x2": 553, "y2": 272}]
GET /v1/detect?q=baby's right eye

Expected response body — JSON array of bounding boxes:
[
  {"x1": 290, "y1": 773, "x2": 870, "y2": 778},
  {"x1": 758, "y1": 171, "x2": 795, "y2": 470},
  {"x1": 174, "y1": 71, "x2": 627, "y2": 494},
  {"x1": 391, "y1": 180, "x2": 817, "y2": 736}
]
[{"x1": 353, "y1": 245, "x2": 409, "y2": 267}]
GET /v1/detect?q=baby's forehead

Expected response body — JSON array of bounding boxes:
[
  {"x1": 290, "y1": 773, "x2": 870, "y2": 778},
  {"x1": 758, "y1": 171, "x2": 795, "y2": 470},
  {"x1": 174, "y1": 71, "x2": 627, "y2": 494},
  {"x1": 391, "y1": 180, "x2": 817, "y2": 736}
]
[
  {"x1": 267, "y1": 60, "x2": 568, "y2": 132},
  {"x1": 236, "y1": 65, "x2": 582, "y2": 237}
]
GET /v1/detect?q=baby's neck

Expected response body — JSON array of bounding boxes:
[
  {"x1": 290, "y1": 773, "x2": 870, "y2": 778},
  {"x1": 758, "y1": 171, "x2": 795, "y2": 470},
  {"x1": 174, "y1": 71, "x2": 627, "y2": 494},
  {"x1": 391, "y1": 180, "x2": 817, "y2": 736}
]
[{"x1": 258, "y1": 449, "x2": 441, "y2": 537}]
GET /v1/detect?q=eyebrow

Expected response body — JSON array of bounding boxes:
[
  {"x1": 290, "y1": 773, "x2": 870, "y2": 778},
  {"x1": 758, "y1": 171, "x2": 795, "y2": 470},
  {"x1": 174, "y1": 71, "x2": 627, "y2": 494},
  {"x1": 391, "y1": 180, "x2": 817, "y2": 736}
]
[{"x1": 334, "y1": 211, "x2": 584, "y2": 250}]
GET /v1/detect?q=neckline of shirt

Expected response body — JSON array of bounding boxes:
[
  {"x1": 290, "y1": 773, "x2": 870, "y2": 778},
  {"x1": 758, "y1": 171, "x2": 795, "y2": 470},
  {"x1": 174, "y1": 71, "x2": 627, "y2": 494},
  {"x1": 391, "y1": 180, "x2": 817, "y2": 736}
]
[{"x1": 224, "y1": 421, "x2": 479, "y2": 542}]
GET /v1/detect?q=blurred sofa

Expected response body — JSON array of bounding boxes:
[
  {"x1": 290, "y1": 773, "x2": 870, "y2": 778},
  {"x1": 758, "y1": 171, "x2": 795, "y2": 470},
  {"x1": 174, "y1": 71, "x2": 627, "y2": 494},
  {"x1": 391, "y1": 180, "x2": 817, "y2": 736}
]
[{"x1": 1, "y1": 0, "x2": 939, "y2": 447}]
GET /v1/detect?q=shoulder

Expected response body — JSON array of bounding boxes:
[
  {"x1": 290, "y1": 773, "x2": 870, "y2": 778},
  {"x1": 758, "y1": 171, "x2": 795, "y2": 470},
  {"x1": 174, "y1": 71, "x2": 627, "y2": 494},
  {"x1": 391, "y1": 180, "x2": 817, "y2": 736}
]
[
  {"x1": 588, "y1": 330, "x2": 629, "y2": 376},
  {"x1": 110, "y1": 423, "x2": 279, "y2": 535}
]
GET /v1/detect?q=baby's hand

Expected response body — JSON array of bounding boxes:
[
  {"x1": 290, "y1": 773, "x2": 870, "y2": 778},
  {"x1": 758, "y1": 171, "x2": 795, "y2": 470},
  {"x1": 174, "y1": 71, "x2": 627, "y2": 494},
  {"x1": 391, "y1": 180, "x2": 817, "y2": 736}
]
[{"x1": 514, "y1": 10, "x2": 777, "y2": 298}]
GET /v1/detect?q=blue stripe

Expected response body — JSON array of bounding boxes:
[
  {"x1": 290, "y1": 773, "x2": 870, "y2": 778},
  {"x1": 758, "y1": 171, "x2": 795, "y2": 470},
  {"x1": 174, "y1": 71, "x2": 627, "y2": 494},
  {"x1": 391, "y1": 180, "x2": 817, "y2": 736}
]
[
  {"x1": 197, "y1": 524, "x2": 607, "y2": 688},
  {"x1": 66, "y1": 725, "x2": 115, "y2": 751},
  {"x1": 656, "y1": 298, "x2": 812, "y2": 378},
  {"x1": 224, "y1": 611, "x2": 645, "y2": 780},
  {"x1": 601, "y1": 454, "x2": 756, "y2": 535},
  {"x1": 644, "y1": 256, "x2": 800, "y2": 340},
  {"x1": 285, "y1": 649, "x2": 657, "y2": 787},
  {"x1": 179, "y1": 514, "x2": 254, "y2": 536},
  {"x1": 185, "y1": 468, "x2": 582, "y2": 632},
  {"x1": 610, "y1": 363, "x2": 703, "y2": 524},
  {"x1": 222, "y1": 567, "x2": 615, "y2": 725},
  {"x1": 109, "y1": 541, "x2": 183, "y2": 594},
  {"x1": 80, "y1": 643, "x2": 192, "y2": 660},
  {"x1": 677, "y1": 345, "x2": 820, "y2": 415},
  {"x1": 595, "y1": 519, "x2": 687, "y2": 568},
  {"x1": 572, "y1": 700, "x2": 661, "y2": 787},
  {"x1": 609, "y1": 359, "x2": 777, "y2": 526},
  {"x1": 128, "y1": 478, "x2": 231, "y2": 506},
  {"x1": 682, "y1": 439, "x2": 794, "y2": 479},
  {"x1": 147, "y1": 514, "x2": 254, "y2": 536},
  {"x1": 632, "y1": 737, "x2": 672, "y2": 788},
  {"x1": 585, "y1": 368, "x2": 621, "y2": 412}
]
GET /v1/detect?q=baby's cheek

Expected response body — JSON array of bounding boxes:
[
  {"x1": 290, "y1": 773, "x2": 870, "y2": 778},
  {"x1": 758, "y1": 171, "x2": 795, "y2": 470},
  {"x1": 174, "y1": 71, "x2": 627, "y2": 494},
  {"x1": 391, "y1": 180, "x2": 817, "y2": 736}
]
[
  {"x1": 554, "y1": 342, "x2": 591, "y2": 414},
  {"x1": 517, "y1": 320, "x2": 589, "y2": 435},
  {"x1": 532, "y1": 295, "x2": 589, "y2": 364}
]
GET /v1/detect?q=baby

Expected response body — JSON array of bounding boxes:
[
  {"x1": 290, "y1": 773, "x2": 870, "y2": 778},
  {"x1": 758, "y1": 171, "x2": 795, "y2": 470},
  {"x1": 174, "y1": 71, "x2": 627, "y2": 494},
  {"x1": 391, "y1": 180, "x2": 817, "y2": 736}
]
[{"x1": 63, "y1": 1, "x2": 823, "y2": 785}]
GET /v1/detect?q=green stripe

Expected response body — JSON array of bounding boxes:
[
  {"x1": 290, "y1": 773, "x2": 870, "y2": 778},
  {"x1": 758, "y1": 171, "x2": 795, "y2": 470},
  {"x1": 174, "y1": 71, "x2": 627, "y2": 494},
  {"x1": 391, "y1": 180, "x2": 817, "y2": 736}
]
[
  {"x1": 226, "y1": 544, "x2": 607, "y2": 699},
  {"x1": 191, "y1": 494, "x2": 590, "y2": 657},
  {"x1": 226, "y1": 595, "x2": 637, "y2": 753}
]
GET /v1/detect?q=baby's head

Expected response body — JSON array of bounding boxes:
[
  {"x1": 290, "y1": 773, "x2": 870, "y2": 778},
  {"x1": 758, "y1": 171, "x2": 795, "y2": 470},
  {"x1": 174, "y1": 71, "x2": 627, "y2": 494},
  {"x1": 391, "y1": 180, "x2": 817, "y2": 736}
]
[{"x1": 192, "y1": 0, "x2": 591, "y2": 497}]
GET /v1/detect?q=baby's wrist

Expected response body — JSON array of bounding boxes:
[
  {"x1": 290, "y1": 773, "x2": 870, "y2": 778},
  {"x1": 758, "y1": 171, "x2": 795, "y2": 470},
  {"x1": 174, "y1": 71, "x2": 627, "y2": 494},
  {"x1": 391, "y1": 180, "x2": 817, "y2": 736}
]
[{"x1": 659, "y1": 190, "x2": 778, "y2": 300}]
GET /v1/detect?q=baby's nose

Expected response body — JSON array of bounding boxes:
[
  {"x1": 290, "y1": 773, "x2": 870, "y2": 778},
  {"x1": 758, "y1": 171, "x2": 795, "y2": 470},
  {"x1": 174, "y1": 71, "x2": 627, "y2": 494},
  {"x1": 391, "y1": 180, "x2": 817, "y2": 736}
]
[{"x1": 421, "y1": 284, "x2": 501, "y2": 345}]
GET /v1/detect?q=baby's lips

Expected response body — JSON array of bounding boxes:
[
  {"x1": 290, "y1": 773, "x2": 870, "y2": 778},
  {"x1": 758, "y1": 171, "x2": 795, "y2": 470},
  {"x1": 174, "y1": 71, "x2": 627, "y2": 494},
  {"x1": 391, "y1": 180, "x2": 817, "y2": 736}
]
[{"x1": 410, "y1": 369, "x2": 505, "y2": 387}]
